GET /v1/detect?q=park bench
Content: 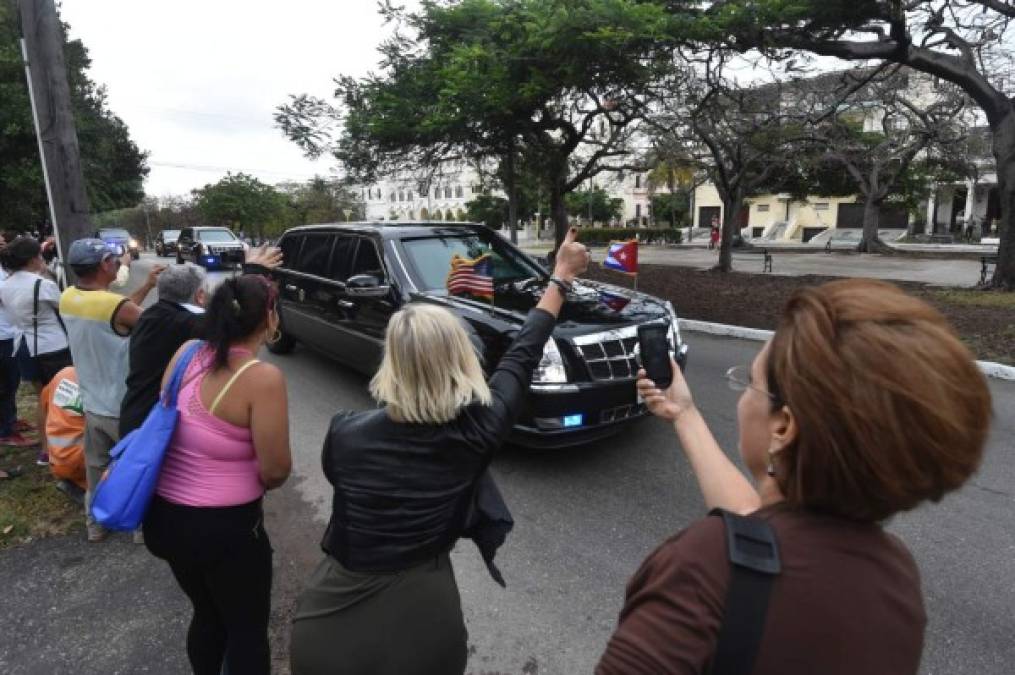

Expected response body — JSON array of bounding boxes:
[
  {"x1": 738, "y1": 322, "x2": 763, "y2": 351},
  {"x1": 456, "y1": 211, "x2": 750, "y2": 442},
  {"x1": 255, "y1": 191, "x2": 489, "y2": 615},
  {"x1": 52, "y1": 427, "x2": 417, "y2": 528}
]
[{"x1": 980, "y1": 255, "x2": 998, "y2": 286}]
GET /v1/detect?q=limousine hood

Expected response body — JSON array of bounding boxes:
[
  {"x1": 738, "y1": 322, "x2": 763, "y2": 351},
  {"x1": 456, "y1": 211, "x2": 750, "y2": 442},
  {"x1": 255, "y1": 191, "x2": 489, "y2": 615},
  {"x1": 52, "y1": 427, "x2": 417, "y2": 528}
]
[{"x1": 427, "y1": 278, "x2": 672, "y2": 332}]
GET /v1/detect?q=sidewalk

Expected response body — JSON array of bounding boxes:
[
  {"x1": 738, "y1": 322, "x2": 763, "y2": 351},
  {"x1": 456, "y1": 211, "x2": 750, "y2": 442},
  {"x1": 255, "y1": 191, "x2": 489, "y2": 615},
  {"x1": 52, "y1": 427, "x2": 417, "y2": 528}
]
[
  {"x1": 0, "y1": 479, "x2": 319, "y2": 675},
  {"x1": 515, "y1": 240, "x2": 986, "y2": 288}
]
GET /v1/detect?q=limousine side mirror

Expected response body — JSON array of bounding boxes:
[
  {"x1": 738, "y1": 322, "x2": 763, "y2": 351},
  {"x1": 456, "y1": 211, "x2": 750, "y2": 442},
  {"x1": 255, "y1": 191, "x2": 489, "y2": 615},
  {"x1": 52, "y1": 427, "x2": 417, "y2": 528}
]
[{"x1": 345, "y1": 274, "x2": 390, "y2": 298}]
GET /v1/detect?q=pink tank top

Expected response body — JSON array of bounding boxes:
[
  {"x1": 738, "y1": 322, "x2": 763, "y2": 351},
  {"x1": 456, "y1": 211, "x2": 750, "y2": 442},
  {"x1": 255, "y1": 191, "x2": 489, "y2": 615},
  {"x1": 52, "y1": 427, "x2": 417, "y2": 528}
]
[{"x1": 156, "y1": 346, "x2": 264, "y2": 507}]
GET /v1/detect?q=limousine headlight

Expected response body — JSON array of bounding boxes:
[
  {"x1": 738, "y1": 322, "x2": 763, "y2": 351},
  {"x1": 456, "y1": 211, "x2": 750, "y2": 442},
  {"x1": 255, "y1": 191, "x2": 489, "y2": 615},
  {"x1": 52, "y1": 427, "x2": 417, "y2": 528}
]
[
  {"x1": 533, "y1": 338, "x2": 567, "y2": 384},
  {"x1": 665, "y1": 300, "x2": 683, "y2": 347}
]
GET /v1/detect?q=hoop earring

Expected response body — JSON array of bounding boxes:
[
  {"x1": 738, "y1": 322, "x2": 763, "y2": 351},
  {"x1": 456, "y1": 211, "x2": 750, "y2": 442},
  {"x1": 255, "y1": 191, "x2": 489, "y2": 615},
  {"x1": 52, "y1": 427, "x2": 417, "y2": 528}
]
[{"x1": 766, "y1": 447, "x2": 780, "y2": 477}]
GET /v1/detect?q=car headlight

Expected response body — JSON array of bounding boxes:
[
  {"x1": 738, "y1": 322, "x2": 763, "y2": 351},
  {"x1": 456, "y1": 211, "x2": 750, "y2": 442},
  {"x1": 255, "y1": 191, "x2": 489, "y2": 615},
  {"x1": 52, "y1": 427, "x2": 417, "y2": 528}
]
[
  {"x1": 129, "y1": 238, "x2": 138, "y2": 248},
  {"x1": 532, "y1": 337, "x2": 567, "y2": 384},
  {"x1": 664, "y1": 300, "x2": 683, "y2": 347}
]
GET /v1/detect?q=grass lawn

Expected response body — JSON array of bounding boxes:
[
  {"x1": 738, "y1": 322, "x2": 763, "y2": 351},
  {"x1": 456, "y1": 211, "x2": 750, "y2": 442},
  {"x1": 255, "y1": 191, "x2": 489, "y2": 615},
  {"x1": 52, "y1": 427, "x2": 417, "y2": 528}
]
[{"x1": 0, "y1": 386, "x2": 81, "y2": 550}]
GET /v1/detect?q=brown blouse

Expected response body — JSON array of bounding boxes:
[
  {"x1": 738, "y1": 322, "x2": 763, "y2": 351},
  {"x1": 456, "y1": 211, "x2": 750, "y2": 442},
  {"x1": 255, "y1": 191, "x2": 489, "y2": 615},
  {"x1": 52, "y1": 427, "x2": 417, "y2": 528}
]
[{"x1": 597, "y1": 503, "x2": 925, "y2": 675}]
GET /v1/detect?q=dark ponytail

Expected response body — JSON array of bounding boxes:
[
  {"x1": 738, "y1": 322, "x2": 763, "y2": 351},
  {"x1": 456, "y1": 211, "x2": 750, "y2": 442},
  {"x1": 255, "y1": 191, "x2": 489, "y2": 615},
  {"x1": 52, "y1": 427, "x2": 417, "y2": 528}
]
[
  {"x1": 1, "y1": 237, "x2": 41, "y2": 273},
  {"x1": 202, "y1": 275, "x2": 276, "y2": 370}
]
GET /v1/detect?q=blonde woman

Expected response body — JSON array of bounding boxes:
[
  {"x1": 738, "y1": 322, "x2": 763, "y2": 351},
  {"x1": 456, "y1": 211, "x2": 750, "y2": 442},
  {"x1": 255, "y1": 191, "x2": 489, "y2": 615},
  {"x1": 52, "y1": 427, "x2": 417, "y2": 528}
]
[{"x1": 290, "y1": 229, "x2": 590, "y2": 675}]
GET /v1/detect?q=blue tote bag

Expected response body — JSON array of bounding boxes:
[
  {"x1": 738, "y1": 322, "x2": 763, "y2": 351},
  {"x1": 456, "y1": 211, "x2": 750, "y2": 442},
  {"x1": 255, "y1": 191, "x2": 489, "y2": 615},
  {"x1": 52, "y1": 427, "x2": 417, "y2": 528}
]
[{"x1": 91, "y1": 340, "x2": 203, "y2": 531}]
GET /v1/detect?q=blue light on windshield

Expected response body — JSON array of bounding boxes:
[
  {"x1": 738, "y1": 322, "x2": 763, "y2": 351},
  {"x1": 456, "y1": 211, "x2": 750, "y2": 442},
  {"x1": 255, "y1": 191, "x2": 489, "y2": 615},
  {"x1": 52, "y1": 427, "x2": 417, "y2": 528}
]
[{"x1": 563, "y1": 414, "x2": 584, "y2": 428}]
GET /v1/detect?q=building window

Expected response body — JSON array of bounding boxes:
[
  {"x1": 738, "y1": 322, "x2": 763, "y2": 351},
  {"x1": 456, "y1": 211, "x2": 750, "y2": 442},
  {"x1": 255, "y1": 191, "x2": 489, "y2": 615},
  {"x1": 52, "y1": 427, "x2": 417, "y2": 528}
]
[
  {"x1": 389, "y1": 192, "x2": 396, "y2": 203},
  {"x1": 455, "y1": 185, "x2": 463, "y2": 198},
  {"x1": 757, "y1": 204, "x2": 770, "y2": 212},
  {"x1": 813, "y1": 202, "x2": 829, "y2": 211},
  {"x1": 471, "y1": 184, "x2": 481, "y2": 194},
  {"x1": 635, "y1": 204, "x2": 641, "y2": 219},
  {"x1": 407, "y1": 191, "x2": 413, "y2": 201},
  {"x1": 444, "y1": 186, "x2": 452, "y2": 198},
  {"x1": 635, "y1": 175, "x2": 641, "y2": 189}
]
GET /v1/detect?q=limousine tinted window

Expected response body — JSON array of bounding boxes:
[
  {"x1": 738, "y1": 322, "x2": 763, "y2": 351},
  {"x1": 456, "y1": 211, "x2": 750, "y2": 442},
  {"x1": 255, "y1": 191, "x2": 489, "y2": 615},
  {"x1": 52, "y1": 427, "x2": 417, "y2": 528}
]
[
  {"x1": 296, "y1": 234, "x2": 334, "y2": 277},
  {"x1": 401, "y1": 235, "x2": 539, "y2": 291}
]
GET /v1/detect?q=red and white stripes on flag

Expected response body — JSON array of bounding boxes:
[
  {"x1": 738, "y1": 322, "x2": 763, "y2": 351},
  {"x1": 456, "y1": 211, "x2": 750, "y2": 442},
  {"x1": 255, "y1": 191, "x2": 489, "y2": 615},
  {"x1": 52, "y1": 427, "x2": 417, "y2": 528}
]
[{"x1": 446, "y1": 253, "x2": 495, "y2": 300}]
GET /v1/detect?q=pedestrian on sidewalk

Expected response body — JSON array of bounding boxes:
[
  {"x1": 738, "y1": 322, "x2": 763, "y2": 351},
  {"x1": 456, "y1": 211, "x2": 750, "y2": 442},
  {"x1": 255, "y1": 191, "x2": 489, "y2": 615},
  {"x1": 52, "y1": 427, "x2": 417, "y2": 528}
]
[
  {"x1": 709, "y1": 225, "x2": 720, "y2": 250},
  {"x1": 142, "y1": 274, "x2": 291, "y2": 675},
  {"x1": 289, "y1": 228, "x2": 591, "y2": 675},
  {"x1": 0, "y1": 236, "x2": 74, "y2": 456},
  {"x1": 597, "y1": 279, "x2": 991, "y2": 675},
  {"x1": 0, "y1": 233, "x2": 33, "y2": 449},
  {"x1": 59, "y1": 238, "x2": 163, "y2": 543}
]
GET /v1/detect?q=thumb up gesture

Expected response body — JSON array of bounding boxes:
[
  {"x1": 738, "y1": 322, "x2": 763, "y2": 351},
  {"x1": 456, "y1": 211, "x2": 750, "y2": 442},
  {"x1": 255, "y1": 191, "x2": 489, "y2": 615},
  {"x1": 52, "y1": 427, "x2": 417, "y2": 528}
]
[{"x1": 554, "y1": 227, "x2": 590, "y2": 282}]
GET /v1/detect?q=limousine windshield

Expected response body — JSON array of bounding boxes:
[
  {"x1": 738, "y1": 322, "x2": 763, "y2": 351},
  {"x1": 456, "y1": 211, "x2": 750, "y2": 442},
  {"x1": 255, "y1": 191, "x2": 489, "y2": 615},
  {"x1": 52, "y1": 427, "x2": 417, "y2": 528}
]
[{"x1": 401, "y1": 234, "x2": 545, "y2": 291}]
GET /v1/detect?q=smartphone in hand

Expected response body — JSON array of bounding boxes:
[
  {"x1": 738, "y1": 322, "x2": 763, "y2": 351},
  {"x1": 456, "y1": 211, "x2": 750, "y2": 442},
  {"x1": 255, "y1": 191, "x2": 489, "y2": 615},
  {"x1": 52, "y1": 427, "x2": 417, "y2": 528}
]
[{"x1": 637, "y1": 324, "x2": 674, "y2": 390}]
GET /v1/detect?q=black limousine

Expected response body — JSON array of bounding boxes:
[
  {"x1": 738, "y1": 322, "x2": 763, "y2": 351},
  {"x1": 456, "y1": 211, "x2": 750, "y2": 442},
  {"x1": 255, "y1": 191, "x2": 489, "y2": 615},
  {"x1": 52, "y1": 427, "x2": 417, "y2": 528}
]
[{"x1": 268, "y1": 222, "x2": 687, "y2": 448}]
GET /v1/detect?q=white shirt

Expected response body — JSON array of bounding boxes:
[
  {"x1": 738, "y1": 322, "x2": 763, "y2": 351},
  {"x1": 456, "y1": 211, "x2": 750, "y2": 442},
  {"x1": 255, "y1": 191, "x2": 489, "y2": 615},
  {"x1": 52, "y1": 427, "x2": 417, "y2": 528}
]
[
  {"x1": 0, "y1": 270, "x2": 68, "y2": 356},
  {"x1": 0, "y1": 270, "x2": 21, "y2": 343}
]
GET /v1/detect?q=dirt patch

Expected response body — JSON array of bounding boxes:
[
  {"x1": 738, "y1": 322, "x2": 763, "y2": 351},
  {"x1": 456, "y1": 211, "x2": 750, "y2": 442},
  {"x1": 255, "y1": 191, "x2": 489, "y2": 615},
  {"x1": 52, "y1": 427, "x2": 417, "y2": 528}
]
[{"x1": 586, "y1": 264, "x2": 1015, "y2": 366}]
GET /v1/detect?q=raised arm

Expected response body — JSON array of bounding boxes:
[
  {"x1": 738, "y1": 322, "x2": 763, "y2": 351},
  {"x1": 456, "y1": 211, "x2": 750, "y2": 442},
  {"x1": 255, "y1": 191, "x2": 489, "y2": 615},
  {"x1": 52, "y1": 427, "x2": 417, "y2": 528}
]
[
  {"x1": 637, "y1": 362, "x2": 762, "y2": 515},
  {"x1": 466, "y1": 228, "x2": 590, "y2": 446}
]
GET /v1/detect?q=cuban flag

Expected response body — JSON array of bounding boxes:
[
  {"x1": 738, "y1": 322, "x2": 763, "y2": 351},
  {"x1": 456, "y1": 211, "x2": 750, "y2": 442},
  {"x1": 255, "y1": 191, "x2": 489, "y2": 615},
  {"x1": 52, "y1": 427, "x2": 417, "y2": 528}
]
[
  {"x1": 604, "y1": 240, "x2": 638, "y2": 275},
  {"x1": 447, "y1": 253, "x2": 495, "y2": 300},
  {"x1": 598, "y1": 290, "x2": 631, "y2": 312}
]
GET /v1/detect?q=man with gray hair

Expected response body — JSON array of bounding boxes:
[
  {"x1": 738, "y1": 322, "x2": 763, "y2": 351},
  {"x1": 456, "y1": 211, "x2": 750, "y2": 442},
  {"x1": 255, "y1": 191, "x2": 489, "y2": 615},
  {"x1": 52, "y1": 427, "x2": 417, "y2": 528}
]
[{"x1": 119, "y1": 263, "x2": 208, "y2": 439}]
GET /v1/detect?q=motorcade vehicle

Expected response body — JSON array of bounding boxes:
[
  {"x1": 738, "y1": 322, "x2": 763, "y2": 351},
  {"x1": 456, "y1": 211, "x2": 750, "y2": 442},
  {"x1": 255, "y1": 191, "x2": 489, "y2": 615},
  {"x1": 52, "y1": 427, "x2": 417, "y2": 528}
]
[
  {"x1": 95, "y1": 228, "x2": 140, "y2": 260},
  {"x1": 175, "y1": 226, "x2": 246, "y2": 268},
  {"x1": 268, "y1": 222, "x2": 688, "y2": 448},
  {"x1": 155, "y1": 229, "x2": 181, "y2": 257}
]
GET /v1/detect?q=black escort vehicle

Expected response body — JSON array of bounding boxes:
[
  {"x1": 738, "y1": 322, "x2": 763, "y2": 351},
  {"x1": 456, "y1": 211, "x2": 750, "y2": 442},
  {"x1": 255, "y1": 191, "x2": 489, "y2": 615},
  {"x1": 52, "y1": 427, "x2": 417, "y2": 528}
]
[
  {"x1": 176, "y1": 226, "x2": 247, "y2": 268},
  {"x1": 268, "y1": 223, "x2": 687, "y2": 448}
]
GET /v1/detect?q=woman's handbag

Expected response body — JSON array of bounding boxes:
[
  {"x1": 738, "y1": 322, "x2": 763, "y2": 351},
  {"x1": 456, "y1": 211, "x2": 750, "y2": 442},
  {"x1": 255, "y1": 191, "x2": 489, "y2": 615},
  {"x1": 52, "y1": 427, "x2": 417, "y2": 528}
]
[{"x1": 90, "y1": 341, "x2": 203, "y2": 531}]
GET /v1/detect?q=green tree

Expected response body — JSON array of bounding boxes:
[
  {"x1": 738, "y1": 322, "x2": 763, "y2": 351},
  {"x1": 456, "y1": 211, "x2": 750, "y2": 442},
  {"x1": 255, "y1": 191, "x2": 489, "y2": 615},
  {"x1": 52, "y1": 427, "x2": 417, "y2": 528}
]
[
  {"x1": 690, "y1": 0, "x2": 1015, "y2": 285},
  {"x1": 466, "y1": 194, "x2": 509, "y2": 229},
  {"x1": 278, "y1": 176, "x2": 365, "y2": 225},
  {"x1": 565, "y1": 188, "x2": 623, "y2": 224},
  {"x1": 192, "y1": 173, "x2": 287, "y2": 242},
  {"x1": 277, "y1": 0, "x2": 676, "y2": 252},
  {"x1": 0, "y1": 4, "x2": 147, "y2": 230},
  {"x1": 649, "y1": 192, "x2": 690, "y2": 227}
]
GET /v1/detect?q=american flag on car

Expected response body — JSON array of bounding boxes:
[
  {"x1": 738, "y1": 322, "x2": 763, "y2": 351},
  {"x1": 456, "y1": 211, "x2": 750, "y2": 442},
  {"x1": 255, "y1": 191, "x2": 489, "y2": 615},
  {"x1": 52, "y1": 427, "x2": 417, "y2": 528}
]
[{"x1": 447, "y1": 254, "x2": 494, "y2": 300}]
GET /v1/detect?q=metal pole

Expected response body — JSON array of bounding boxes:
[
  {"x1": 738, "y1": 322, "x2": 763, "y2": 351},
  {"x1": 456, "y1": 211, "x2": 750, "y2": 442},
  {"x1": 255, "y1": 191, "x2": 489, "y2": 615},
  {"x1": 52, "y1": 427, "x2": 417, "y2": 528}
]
[{"x1": 20, "y1": 38, "x2": 59, "y2": 244}]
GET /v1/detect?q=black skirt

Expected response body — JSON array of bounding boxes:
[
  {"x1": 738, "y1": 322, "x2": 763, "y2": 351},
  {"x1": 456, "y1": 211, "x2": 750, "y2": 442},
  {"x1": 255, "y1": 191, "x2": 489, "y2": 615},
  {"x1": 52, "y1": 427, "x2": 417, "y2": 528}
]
[{"x1": 290, "y1": 553, "x2": 468, "y2": 675}]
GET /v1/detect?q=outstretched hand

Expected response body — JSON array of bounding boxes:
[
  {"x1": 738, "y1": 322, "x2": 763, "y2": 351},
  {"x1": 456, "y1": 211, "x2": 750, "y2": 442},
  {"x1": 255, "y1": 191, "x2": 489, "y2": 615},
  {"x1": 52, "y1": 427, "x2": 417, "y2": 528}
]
[
  {"x1": 637, "y1": 358, "x2": 695, "y2": 423},
  {"x1": 553, "y1": 227, "x2": 590, "y2": 282},
  {"x1": 245, "y1": 244, "x2": 283, "y2": 270}
]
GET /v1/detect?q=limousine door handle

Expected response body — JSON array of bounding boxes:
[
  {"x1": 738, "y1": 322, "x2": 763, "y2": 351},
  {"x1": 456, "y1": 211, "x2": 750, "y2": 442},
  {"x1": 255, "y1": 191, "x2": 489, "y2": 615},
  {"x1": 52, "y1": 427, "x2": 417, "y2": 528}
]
[
  {"x1": 337, "y1": 299, "x2": 356, "y2": 310},
  {"x1": 284, "y1": 284, "x2": 299, "y2": 293}
]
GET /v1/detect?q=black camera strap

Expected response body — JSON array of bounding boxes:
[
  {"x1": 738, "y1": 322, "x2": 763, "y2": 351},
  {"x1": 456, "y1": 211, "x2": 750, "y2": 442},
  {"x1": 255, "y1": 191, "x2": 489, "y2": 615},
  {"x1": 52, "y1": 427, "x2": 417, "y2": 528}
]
[{"x1": 708, "y1": 508, "x2": 781, "y2": 675}]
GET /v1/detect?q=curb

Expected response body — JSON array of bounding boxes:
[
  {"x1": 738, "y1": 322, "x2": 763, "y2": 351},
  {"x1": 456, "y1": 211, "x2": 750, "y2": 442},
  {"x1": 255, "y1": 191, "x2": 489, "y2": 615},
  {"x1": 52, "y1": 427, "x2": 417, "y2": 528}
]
[{"x1": 678, "y1": 319, "x2": 1015, "y2": 382}]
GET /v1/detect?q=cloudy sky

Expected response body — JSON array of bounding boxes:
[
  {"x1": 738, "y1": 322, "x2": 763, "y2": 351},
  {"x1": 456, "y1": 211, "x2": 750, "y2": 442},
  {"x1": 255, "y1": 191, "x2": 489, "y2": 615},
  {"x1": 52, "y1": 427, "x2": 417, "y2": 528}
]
[{"x1": 60, "y1": 1, "x2": 412, "y2": 200}]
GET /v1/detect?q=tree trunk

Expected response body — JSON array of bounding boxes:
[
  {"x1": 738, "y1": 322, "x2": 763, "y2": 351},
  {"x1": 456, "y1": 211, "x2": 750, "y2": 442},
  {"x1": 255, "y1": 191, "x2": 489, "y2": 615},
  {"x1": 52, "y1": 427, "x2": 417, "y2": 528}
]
[
  {"x1": 505, "y1": 148, "x2": 518, "y2": 245},
  {"x1": 991, "y1": 110, "x2": 1015, "y2": 289},
  {"x1": 716, "y1": 195, "x2": 740, "y2": 273},
  {"x1": 550, "y1": 178, "x2": 568, "y2": 253},
  {"x1": 857, "y1": 195, "x2": 881, "y2": 254}
]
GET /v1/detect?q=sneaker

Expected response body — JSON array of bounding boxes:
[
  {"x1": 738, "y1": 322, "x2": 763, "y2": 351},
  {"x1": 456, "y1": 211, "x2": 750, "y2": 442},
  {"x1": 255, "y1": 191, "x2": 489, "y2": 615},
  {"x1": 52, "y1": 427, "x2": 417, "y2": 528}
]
[
  {"x1": 87, "y1": 523, "x2": 109, "y2": 543},
  {"x1": 132, "y1": 529, "x2": 145, "y2": 545},
  {"x1": 35, "y1": 450, "x2": 49, "y2": 466},
  {"x1": 54, "y1": 479, "x2": 85, "y2": 505},
  {"x1": 0, "y1": 432, "x2": 38, "y2": 448}
]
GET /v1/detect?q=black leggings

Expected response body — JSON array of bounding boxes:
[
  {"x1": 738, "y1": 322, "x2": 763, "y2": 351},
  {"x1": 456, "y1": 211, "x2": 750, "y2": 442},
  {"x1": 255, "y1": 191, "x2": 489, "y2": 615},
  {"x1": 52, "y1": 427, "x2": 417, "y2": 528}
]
[{"x1": 143, "y1": 496, "x2": 272, "y2": 675}]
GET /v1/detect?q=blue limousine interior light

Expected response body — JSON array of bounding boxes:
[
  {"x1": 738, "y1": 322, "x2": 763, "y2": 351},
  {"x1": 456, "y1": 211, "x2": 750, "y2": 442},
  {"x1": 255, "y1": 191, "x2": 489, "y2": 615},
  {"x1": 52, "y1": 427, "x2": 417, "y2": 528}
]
[{"x1": 563, "y1": 414, "x2": 584, "y2": 428}]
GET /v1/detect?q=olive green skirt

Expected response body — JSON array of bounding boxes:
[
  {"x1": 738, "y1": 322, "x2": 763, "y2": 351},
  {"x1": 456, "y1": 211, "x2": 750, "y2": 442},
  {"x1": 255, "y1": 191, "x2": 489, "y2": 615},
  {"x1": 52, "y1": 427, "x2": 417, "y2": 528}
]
[{"x1": 289, "y1": 552, "x2": 468, "y2": 675}]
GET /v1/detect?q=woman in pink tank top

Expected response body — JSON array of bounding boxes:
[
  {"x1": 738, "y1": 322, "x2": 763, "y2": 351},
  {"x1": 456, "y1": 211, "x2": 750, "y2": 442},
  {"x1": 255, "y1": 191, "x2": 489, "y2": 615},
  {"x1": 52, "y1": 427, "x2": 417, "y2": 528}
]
[{"x1": 142, "y1": 274, "x2": 291, "y2": 675}]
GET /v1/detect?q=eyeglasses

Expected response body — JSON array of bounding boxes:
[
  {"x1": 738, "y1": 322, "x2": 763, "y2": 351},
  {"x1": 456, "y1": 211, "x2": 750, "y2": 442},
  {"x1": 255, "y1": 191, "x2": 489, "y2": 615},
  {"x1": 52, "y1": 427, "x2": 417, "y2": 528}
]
[{"x1": 725, "y1": 365, "x2": 777, "y2": 400}]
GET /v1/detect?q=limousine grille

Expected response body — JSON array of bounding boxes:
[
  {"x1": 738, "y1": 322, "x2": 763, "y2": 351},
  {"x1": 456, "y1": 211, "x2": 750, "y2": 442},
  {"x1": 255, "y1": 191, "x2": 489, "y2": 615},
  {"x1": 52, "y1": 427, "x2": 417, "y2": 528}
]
[
  {"x1": 572, "y1": 326, "x2": 641, "y2": 382},
  {"x1": 600, "y1": 402, "x2": 646, "y2": 424}
]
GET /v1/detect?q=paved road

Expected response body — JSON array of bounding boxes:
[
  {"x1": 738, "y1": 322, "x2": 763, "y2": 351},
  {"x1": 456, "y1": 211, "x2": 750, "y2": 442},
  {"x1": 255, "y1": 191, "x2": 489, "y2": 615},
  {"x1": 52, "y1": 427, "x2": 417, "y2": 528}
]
[
  {"x1": 519, "y1": 244, "x2": 985, "y2": 288},
  {"x1": 2, "y1": 255, "x2": 1011, "y2": 674}
]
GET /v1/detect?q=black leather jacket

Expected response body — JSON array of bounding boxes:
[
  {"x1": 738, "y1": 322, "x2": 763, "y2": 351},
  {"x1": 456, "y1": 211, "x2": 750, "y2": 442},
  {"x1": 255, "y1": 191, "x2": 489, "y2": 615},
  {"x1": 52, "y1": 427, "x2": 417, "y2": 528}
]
[{"x1": 320, "y1": 308, "x2": 556, "y2": 574}]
